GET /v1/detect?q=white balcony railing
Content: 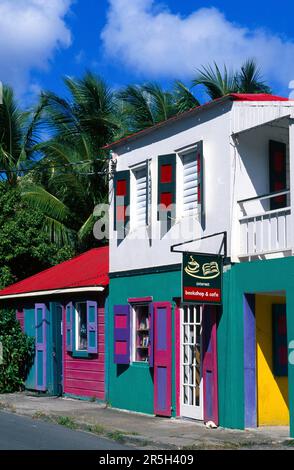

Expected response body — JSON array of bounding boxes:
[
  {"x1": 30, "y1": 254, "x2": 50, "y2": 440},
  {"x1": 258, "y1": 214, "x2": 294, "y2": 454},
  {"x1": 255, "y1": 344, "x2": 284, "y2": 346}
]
[{"x1": 238, "y1": 190, "x2": 291, "y2": 257}]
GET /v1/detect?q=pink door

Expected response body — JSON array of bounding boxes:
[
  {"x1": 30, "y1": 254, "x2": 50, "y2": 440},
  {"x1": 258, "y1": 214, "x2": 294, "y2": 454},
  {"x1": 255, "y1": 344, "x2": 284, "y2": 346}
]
[
  {"x1": 153, "y1": 302, "x2": 172, "y2": 417},
  {"x1": 202, "y1": 305, "x2": 219, "y2": 425}
]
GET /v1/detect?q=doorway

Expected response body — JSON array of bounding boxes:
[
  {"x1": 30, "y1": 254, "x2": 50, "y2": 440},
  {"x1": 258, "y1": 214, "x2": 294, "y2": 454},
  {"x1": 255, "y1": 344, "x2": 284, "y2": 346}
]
[
  {"x1": 244, "y1": 293, "x2": 289, "y2": 427},
  {"x1": 51, "y1": 303, "x2": 63, "y2": 396},
  {"x1": 180, "y1": 304, "x2": 203, "y2": 420}
]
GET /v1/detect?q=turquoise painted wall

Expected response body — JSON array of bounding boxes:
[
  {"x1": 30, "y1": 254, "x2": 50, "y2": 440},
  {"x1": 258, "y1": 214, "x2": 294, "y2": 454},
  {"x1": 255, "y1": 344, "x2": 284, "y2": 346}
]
[
  {"x1": 219, "y1": 257, "x2": 294, "y2": 437},
  {"x1": 109, "y1": 269, "x2": 181, "y2": 415}
]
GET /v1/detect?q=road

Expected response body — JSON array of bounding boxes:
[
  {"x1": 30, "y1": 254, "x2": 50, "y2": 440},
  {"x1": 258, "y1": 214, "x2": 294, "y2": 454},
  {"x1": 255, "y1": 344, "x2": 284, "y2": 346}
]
[{"x1": 0, "y1": 411, "x2": 130, "y2": 450}]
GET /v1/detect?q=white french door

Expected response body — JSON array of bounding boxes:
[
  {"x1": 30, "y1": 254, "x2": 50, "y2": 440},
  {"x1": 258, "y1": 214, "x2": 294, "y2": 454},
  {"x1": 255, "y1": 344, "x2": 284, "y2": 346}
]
[{"x1": 180, "y1": 304, "x2": 203, "y2": 420}]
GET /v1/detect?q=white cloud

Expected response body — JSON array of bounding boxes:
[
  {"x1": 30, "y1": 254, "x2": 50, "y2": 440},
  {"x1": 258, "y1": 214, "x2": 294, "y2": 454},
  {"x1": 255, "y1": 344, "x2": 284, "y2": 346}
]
[
  {"x1": 0, "y1": 0, "x2": 72, "y2": 94},
  {"x1": 101, "y1": 0, "x2": 294, "y2": 90}
]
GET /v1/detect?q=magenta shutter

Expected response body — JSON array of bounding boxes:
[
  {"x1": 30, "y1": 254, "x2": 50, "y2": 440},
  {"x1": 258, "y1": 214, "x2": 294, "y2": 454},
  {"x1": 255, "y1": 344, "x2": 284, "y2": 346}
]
[
  {"x1": 203, "y1": 305, "x2": 219, "y2": 425},
  {"x1": 35, "y1": 303, "x2": 47, "y2": 391},
  {"x1": 114, "y1": 305, "x2": 130, "y2": 364},
  {"x1": 148, "y1": 303, "x2": 154, "y2": 367},
  {"x1": 65, "y1": 302, "x2": 73, "y2": 352},
  {"x1": 153, "y1": 302, "x2": 172, "y2": 416},
  {"x1": 87, "y1": 301, "x2": 98, "y2": 354}
]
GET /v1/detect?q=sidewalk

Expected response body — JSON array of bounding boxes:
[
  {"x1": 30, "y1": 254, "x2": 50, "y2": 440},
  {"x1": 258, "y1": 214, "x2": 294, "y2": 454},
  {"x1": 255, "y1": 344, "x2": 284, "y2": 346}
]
[{"x1": 0, "y1": 393, "x2": 292, "y2": 450}]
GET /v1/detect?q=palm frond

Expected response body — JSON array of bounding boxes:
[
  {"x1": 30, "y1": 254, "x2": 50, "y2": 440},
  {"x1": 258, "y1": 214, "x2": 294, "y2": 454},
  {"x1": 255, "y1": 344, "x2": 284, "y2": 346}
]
[
  {"x1": 173, "y1": 81, "x2": 200, "y2": 113},
  {"x1": 21, "y1": 183, "x2": 73, "y2": 224},
  {"x1": 193, "y1": 62, "x2": 237, "y2": 99},
  {"x1": 237, "y1": 59, "x2": 272, "y2": 94}
]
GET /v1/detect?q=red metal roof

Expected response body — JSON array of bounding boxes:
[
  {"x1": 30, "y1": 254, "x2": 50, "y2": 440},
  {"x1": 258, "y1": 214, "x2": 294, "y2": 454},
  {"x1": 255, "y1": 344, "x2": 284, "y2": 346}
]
[
  {"x1": 0, "y1": 246, "x2": 109, "y2": 297},
  {"x1": 104, "y1": 93, "x2": 290, "y2": 150}
]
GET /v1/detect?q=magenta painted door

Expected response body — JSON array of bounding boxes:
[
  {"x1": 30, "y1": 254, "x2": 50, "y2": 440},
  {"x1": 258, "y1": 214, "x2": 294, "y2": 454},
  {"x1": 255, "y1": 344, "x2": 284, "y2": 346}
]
[
  {"x1": 202, "y1": 305, "x2": 218, "y2": 425},
  {"x1": 153, "y1": 302, "x2": 172, "y2": 417}
]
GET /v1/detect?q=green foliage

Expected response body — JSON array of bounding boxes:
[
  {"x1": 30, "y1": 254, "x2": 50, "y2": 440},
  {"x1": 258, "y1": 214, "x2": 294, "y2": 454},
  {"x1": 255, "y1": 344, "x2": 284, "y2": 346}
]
[
  {"x1": 0, "y1": 309, "x2": 35, "y2": 393},
  {"x1": 0, "y1": 85, "x2": 43, "y2": 186},
  {"x1": 193, "y1": 58, "x2": 271, "y2": 99},
  {"x1": 21, "y1": 72, "x2": 115, "y2": 248},
  {"x1": 0, "y1": 183, "x2": 75, "y2": 289}
]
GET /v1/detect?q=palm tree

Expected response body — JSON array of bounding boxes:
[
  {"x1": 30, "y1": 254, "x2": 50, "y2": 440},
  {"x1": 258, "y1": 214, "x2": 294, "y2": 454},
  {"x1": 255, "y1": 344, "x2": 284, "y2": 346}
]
[
  {"x1": 0, "y1": 85, "x2": 43, "y2": 185},
  {"x1": 21, "y1": 72, "x2": 120, "y2": 248},
  {"x1": 236, "y1": 59, "x2": 271, "y2": 94},
  {"x1": 193, "y1": 59, "x2": 271, "y2": 100},
  {"x1": 173, "y1": 81, "x2": 200, "y2": 113},
  {"x1": 118, "y1": 82, "x2": 179, "y2": 134}
]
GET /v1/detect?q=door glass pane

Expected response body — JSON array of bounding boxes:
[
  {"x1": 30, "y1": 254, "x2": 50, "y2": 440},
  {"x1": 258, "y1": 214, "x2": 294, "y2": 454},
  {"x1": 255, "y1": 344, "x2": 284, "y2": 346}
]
[{"x1": 181, "y1": 305, "x2": 202, "y2": 413}]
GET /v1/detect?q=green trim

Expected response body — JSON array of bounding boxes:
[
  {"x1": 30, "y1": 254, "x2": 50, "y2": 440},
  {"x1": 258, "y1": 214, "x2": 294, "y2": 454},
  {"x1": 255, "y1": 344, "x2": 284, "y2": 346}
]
[
  {"x1": 72, "y1": 350, "x2": 90, "y2": 358},
  {"x1": 131, "y1": 362, "x2": 150, "y2": 369},
  {"x1": 109, "y1": 263, "x2": 181, "y2": 279}
]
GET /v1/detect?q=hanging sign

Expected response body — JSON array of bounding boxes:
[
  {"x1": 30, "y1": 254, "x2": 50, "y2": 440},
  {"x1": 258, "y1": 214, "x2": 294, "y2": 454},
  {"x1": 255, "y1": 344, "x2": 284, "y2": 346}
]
[{"x1": 182, "y1": 252, "x2": 222, "y2": 304}]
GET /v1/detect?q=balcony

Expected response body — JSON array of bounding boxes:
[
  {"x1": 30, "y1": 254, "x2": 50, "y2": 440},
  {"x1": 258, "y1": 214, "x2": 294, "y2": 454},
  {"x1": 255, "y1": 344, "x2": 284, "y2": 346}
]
[{"x1": 238, "y1": 190, "x2": 291, "y2": 258}]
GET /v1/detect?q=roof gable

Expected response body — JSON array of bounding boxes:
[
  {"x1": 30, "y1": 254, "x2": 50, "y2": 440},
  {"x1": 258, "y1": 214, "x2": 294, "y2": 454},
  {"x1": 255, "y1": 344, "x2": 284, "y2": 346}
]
[{"x1": 0, "y1": 246, "x2": 109, "y2": 298}]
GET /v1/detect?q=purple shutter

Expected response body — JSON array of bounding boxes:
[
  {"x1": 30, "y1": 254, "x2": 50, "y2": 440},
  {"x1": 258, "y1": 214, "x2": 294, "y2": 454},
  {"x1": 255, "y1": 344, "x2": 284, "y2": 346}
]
[
  {"x1": 35, "y1": 303, "x2": 47, "y2": 391},
  {"x1": 87, "y1": 301, "x2": 98, "y2": 354},
  {"x1": 65, "y1": 302, "x2": 73, "y2": 352},
  {"x1": 148, "y1": 303, "x2": 154, "y2": 367},
  {"x1": 114, "y1": 305, "x2": 130, "y2": 364}
]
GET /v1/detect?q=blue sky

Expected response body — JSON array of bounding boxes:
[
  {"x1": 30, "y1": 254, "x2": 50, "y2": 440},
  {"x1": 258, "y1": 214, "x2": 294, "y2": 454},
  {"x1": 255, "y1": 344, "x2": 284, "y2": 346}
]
[{"x1": 1, "y1": 0, "x2": 294, "y2": 104}]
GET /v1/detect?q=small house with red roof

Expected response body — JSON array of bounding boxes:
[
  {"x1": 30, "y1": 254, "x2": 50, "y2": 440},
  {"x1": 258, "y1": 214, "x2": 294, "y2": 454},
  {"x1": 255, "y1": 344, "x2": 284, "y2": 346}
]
[{"x1": 0, "y1": 247, "x2": 109, "y2": 401}]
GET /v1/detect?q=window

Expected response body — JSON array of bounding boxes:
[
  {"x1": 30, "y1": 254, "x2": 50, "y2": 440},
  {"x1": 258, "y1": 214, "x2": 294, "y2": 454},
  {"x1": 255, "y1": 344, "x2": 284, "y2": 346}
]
[
  {"x1": 133, "y1": 166, "x2": 147, "y2": 228},
  {"x1": 181, "y1": 151, "x2": 199, "y2": 216},
  {"x1": 132, "y1": 304, "x2": 150, "y2": 363},
  {"x1": 75, "y1": 302, "x2": 88, "y2": 351}
]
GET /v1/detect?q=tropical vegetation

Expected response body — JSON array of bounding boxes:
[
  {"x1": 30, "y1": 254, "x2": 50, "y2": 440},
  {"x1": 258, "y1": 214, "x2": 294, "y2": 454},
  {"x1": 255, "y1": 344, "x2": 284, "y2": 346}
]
[{"x1": 0, "y1": 58, "x2": 272, "y2": 287}]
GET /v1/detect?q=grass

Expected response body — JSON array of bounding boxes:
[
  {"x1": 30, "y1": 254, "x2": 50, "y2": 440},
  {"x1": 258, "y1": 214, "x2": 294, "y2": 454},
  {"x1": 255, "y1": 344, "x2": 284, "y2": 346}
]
[
  {"x1": 55, "y1": 416, "x2": 77, "y2": 430},
  {"x1": 32, "y1": 411, "x2": 48, "y2": 420},
  {"x1": 87, "y1": 424, "x2": 106, "y2": 435},
  {"x1": 282, "y1": 439, "x2": 294, "y2": 446},
  {"x1": 106, "y1": 430, "x2": 125, "y2": 443}
]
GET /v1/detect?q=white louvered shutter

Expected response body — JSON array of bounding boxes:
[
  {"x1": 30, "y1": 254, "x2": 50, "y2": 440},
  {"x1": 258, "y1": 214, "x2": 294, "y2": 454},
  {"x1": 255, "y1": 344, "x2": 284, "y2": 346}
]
[
  {"x1": 135, "y1": 167, "x2": 147, "y2": 227},
  {"x1": 182, "y1": 152, "x2": 198, "y2": 216}
]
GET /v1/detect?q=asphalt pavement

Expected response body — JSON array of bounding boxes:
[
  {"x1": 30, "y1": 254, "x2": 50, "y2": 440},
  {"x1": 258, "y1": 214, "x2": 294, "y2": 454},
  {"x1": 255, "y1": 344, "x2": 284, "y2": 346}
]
[{"x1": 0, "y1": 411, "x2": 131, "y2": 450}]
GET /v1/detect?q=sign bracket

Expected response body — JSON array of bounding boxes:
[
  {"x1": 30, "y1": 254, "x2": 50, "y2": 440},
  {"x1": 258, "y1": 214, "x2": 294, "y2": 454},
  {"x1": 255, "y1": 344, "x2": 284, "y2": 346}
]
[{"x1": 170, "y1": 231, "x2": 227, "y2": 260}]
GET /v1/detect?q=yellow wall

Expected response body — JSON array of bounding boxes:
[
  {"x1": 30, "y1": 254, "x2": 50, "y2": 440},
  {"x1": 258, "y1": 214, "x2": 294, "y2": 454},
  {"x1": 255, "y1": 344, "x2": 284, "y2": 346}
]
[{"x1": 256, "y1": 295, "x2": 289, "y2": 426}]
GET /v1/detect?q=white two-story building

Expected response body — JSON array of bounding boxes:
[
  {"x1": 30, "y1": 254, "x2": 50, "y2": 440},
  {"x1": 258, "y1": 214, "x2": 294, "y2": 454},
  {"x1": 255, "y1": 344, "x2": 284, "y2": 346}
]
[{"x1": 105, "y1": 93, "x2": 294, "y2": 436}]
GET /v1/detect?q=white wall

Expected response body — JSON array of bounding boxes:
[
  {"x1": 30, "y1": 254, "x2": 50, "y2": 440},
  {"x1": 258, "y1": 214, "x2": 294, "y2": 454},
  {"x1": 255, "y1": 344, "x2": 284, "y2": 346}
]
[
  {"x1": 109, "y1": 101, "x2": 233, "y2": 273},
  {"x1": 109, "y1": 101, "x2": 294, "y2": 273}
]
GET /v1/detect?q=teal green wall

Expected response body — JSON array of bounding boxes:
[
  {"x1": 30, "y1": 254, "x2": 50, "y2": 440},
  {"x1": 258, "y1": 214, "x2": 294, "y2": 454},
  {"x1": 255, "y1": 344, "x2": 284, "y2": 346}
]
[
  {"x1": 109, "y1": 269, "x2": 181, "y2": 415},
  {"x1": 219, "y1": 257, "x2": 294, "y2": 437}
]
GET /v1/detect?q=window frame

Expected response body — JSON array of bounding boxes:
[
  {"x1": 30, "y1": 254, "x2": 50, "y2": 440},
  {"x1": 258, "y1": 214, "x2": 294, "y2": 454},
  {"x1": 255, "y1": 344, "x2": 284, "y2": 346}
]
[
  {"x1": 131, "y1": 302, "x2": 151, "y2": 364},
  {"x1": 177, "y1": 146, "x2": 201, "y2": 219},
  {"x1": 130, "y1": 162, "x2": 150, "y2": 231},
  {"x1": 75, "y1": 301, "x2": 88, "y2": 353}
]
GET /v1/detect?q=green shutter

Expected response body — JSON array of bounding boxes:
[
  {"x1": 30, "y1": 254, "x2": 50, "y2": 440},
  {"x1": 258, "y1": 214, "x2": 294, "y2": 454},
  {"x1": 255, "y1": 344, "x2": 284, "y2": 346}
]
[
  {"x1": 113, "y1": 170, "x2": 130, "y2": 237},
  {"x1": 157, "y1": 154, "x2": 176, "y2": 221},
  {"x1": 196, "y1": 141, "x2": 205, "y2": 226}
]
